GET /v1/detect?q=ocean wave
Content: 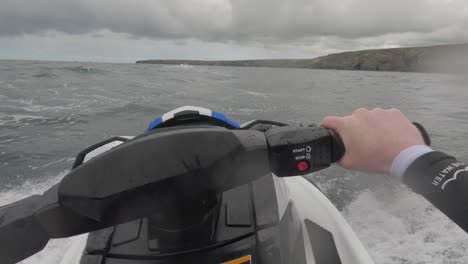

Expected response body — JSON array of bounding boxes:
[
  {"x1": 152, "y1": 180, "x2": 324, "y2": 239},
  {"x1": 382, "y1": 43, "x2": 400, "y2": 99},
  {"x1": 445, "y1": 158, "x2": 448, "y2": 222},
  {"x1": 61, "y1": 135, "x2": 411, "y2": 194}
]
[
  {"x1": 0, "y1": 113, "x2": 84, "y2": 128},
  {"x1": 4, "y1": 98, "x2": 72, "y2": 113},
  {"x1": 164, "y1": 64, "x2": 194, "y2": 69},
  {"x1": 62, "y1": 66, "x2": 107, "y2": 75},
  {"x1": 0, "y1": 171, "x2": 81, "y2": 264},
  {"x1": 19, "y1": 236, "x2": 83, "y2": 264},
  {"x1": 32, "y1": 72, "x2": 59, "y2": 79},
  {"x1": 5, "y1": 83, "x2": 15, "y2": 89},
  {"x1": 246, "y1": 91, "x2": 269, "y2": 97},
  {"x1": 0, "y1": 113, "x2": 47, "y2": 126},
  {"x1": 73, "y1": 94, "x2": 129, "y2": 105},
  {"x1": 22, "y1": 104, "x2": 69, "y2": 113},
  {"x1": 344, "y1": 187, "x2": 468, "y2": 264},
  {"x1": 159, "y1": 64, "x2": 195, "y2": 72},
  {"x1": 0, "y1": 171, "x2": 67, "y2": 206},
  {"x1": 102, "y1": 103, "x2": 163, "y2": 115}
]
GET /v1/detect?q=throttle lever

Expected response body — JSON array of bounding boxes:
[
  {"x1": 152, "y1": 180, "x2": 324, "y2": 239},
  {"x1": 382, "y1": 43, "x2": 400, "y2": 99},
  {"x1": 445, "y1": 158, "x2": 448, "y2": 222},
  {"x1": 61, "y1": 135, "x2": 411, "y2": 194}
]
[{"x1": 413, "y1": 122, "x2": 431, "y2": 146}]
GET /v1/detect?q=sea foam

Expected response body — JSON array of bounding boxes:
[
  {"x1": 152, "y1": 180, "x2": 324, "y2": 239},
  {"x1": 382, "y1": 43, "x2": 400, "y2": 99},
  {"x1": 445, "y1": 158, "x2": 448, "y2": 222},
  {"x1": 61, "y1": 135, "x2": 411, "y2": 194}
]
[{"x1": 344, "y1": 187, "x2": 468, "y2": 263}]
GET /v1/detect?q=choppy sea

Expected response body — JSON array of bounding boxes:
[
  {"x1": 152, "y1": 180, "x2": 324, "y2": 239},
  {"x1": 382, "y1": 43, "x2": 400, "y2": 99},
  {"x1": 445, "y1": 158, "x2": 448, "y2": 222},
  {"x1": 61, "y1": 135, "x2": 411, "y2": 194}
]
[{"x1": 1, "y1": 60, "x2": 467, "y2": 263}]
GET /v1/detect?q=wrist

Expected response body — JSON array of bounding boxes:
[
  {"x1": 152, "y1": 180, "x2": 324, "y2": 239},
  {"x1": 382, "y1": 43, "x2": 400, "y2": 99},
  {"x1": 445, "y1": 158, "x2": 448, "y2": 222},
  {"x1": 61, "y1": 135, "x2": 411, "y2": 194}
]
[{"x1": 390, "y1": 145, "x2": 434, "y2": 180}]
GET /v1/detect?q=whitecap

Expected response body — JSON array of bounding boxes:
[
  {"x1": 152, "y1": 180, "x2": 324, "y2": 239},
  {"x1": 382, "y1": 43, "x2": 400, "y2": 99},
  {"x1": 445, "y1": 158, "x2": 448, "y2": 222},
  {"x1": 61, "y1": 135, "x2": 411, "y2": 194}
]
[
  {"x1": 164, "y1": 64, "x2": 194, "y2": 69},
  {"x1": 3, "y1": 99, "x2": 71, "y2": 113},
  {"x1": 0, "y1": 113, "x2": 46, "y2": 126},
  {"x1": 344, "y1": 187, "x2": 468, "y2": 264},
  {"x1": 178, "y1": 64, "x2": 193, "y2": 69},
  {"x1": 23, "y1": 104, "x2": 69, "y2": 113},
  {"x1": 246, "y1": 91, "x2": 269, "y2": 97},
  {"x1": 0, "y1": 171, "x2": 67, "y2": 206},
  {"x1": 19, "y1": 236, "x2": 84, "y2": 264},
  {"x1": 0, "y1": 171, "x2": 79, "y2": 264}
]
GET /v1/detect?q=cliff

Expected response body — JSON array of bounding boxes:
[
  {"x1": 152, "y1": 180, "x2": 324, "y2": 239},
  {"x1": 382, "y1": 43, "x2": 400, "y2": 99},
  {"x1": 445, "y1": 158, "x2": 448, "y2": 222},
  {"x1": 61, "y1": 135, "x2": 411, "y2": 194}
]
[{"x1": 137, "y1": 44, "x2": 468, "y2": 73}]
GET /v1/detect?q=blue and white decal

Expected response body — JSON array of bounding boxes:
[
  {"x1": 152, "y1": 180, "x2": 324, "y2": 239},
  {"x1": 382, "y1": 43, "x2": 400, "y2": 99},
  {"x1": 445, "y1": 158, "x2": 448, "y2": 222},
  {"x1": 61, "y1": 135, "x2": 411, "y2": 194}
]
[
  {"x1": 146, "y1": 106, "x2": 240, "y2": 132},
  {"x1": 211, "y1": 111, "x2": 240, "y2": 129}
]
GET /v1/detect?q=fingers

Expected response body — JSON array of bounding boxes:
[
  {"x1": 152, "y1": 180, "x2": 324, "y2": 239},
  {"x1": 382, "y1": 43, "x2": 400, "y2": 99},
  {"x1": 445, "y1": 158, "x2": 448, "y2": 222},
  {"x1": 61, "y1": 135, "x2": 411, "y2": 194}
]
[
  {"x1": 321, "y1": 107, "x2": 412, "y2": 174},
  {"x1": 321, "y1": 107, "x2": 405, "y2": 134},
  {"x1": 388, "y1": 108, "x2": 401, "y2": 113},
  {"x1": 353, "y1": 107, "x2": 370, "y2": 116},
  {"x1": 321, "y1": 116, "x2": 346, "y2": 131}
]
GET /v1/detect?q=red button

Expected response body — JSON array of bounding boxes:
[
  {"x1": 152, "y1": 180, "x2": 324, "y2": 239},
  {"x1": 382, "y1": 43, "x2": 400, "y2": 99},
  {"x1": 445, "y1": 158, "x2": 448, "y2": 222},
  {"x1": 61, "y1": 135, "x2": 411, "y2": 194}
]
[{"x1": 296, "y1": 161, "x2": 309, "y2": 172}]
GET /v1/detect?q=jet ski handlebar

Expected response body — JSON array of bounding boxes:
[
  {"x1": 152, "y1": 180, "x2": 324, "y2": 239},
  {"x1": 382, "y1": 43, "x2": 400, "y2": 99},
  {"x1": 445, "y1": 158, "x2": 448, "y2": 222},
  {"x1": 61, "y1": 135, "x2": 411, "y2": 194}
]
[
  {"x1": 0, "y1": 124, "x2": 343, "y2": 263},
  {"x1": 57, "y1": 125, "x2": 345, "y2": 224}
]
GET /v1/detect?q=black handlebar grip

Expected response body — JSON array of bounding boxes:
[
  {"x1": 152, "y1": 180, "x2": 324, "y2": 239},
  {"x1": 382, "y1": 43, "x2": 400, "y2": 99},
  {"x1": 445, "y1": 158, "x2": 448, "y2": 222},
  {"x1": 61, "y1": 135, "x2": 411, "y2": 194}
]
[
  {"x1": 327, "y1": 129, "x2": 345, "y2": 163},
  {"x1": 325, "y1": 123, "x2": 430, "y2": 164}
]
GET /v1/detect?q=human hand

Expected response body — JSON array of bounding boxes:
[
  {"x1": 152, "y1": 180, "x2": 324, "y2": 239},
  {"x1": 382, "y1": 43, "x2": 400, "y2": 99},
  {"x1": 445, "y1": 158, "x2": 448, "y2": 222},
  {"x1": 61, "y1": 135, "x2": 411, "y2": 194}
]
[{"x1": 321, "y1": 108, "x2": 427, "y2": 174}]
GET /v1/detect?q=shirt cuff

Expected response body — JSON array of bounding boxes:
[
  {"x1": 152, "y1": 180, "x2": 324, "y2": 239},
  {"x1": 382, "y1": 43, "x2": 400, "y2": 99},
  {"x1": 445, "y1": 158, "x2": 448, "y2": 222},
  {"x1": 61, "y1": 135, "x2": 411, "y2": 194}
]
[{"x1": 390, "y1": 145, "x2": 434, "y2": 180}]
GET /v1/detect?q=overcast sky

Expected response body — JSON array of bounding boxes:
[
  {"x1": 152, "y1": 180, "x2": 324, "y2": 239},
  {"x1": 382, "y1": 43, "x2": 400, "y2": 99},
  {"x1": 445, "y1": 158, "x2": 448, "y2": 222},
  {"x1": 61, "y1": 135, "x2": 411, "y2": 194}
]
[{"x1": 0, "y1": 0, "x2": 467, "y2": 62}]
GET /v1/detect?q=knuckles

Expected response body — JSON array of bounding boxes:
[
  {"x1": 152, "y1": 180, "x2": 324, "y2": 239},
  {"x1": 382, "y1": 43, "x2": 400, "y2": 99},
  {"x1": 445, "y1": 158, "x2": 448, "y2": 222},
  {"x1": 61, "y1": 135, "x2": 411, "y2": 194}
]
[{"x1": 353, "y1": 107, "x2": 369, "y2": 115}]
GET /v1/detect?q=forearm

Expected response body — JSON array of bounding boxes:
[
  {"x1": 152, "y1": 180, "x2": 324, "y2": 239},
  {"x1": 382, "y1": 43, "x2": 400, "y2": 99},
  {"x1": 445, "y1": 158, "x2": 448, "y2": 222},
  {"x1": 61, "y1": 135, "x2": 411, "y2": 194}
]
[
  {"x1": 321, "y1": 107, "x2": 467, "y2": 231},
  {"x1": 400, "y1": 151, "x2": 468, "y2": 232}
]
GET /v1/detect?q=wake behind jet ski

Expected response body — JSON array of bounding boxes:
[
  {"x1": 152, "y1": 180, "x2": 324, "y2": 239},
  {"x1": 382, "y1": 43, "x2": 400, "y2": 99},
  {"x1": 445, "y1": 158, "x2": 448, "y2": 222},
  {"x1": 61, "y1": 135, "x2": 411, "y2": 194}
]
[{"x1": 0, "y1": 106, "x2": 375, "y2": 264}]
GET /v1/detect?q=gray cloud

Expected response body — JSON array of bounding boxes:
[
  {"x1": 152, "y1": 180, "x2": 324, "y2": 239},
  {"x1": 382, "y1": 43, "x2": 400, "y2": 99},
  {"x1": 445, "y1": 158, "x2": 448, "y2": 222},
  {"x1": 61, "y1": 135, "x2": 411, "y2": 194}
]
[
  {"x1": 0, "y1": 1, "x2": 232, "y2": 39},
  {"x1": 1, "y1": 0, "x2": 467, "y2": 45},
  {"x1": 1, "y1": 0, "x2": 467, "y2": 63}
]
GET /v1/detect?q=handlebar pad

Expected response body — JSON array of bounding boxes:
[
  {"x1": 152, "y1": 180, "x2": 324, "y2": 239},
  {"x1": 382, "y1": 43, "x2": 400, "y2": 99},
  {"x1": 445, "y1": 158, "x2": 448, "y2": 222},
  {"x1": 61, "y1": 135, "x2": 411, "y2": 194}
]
[{"x1": 58, "y1": 127, "x2": 269, "y2": 224}]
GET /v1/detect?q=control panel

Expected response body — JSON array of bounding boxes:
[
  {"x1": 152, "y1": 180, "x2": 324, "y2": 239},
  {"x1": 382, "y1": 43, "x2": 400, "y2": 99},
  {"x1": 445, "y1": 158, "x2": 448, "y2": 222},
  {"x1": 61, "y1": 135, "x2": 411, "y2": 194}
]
[{"x1": 266, "y1": 126, "x2": 344, "y2": 177}]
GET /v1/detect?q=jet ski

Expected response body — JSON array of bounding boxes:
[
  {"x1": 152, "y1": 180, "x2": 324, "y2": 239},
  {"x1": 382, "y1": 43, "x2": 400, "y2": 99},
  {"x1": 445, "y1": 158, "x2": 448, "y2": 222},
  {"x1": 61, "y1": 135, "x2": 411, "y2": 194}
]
[{"x1": 0, "y1": 106, "x2": 375, "y2": 264}]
